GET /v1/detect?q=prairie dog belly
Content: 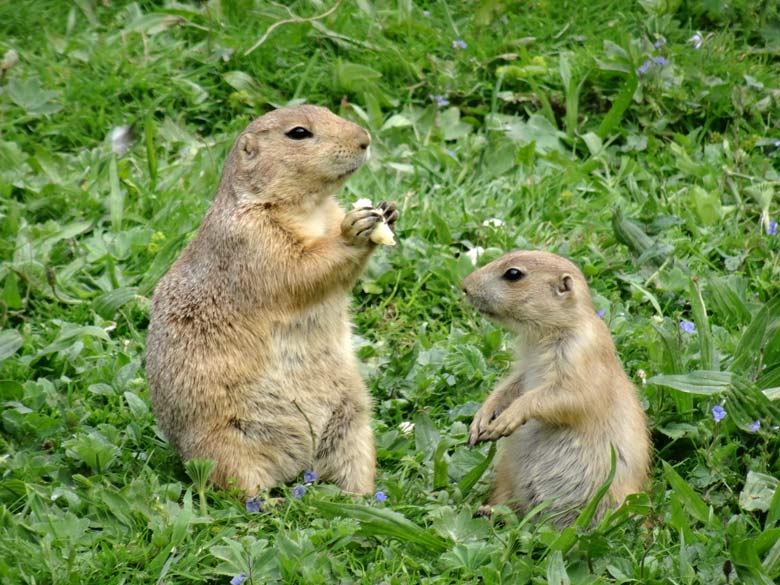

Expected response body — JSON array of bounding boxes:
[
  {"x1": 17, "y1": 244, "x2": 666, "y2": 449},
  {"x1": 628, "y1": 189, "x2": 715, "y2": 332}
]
[
  {"x1": 245, "y1": 297, "x2": 365, "y2": 438},
  {"x1": 502, "y1": 421, "x2": 614, "y2": 513}
]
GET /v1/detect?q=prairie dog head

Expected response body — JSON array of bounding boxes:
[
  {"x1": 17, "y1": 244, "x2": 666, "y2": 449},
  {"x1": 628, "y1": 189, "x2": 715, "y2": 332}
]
[
  {"x1": 220, "y1": 105, "x2": 371, "y2": 206},
  {"x1": 462, "y1": 250, "x2": 595, "y2": 333}
]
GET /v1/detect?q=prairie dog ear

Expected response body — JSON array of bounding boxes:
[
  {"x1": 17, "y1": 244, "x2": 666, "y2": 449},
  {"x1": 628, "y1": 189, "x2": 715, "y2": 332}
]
[
  {"x1": 555, "y1": 273, "x2": 574, "y2": 296},
  {"x1": 239, "y1": 134, "x2": 258, "y2": 160}
]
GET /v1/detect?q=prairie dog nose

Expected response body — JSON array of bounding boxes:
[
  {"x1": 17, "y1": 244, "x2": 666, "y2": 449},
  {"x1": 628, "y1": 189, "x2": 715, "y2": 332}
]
[
  {"x1": 462, "y1": 271, "x2": 477, "y2": 295},
  {"x1": 358, "y1": 128, "x2": 371, "y2": 150}
]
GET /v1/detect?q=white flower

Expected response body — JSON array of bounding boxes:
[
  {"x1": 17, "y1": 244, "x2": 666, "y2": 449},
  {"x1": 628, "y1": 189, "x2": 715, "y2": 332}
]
[
  {"x1": 689, "y1": 32, "x2": 703, "y2": 49},
  {"x1": 465, "y1": 246, "x2": 485, "y2": 266},
  {"x1": 1, "y1": 49, "x2": 19, "y2": 73},
  {"x1": 110, "y1": 125, "x2": 133, "y2": 156},
  {"x1": 399, "y1": 421, "x2": 415, "y2": 435},
  {"x1": 482, "y1": 218, "x2": 504, "y2": 227}
]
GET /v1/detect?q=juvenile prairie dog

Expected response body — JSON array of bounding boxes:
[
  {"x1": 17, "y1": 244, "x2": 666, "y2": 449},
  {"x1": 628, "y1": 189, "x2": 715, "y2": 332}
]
[
  {"x1": 463, "y1": 251, "x2": 650, "y2": 527},
  {"x1": 145, "y1": 105, "x2": 398, "y2": 495}
]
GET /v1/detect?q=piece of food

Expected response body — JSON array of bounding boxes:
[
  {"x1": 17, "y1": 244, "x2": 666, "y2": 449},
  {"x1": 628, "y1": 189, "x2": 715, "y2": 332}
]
[{"x1": 352, "y1": 198, "x2": 396, "y2": 246}]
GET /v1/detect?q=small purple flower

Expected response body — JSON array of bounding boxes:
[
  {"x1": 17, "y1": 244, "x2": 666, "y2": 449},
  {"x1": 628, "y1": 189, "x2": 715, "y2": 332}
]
[
  {"x1": 422, "y1": 10, "x2": 430, "y2": 17},
  {"x1": 767, "y1": 220, "x2": 778, "y2": 236},
  {"x1": 245, "y1": 496, "x2": 263, "y2": 513},
  {"x1": 433, "y1": 94, "x2": 450, "y2": 107},
  {"x1": 771, "y1": 139, "x2": 780, "y2": 148},
  {"x1": 292, "y1": 485, "x2": 306, "y2": 499},
  {"x1": 445, "y1": 148, "x2": 456, "y2": 159},
  {"x1": 712, "y1": 405, "x2": 726, "y2": 423},
  {"x1": 749, "y1": 420, "x2": 761, "y2": 433},
  {"x1": 303, "y1": 469, "x2": 318, "y2": 484},
  {"x1": 597, "y1": 309, "x2": 606, "y2": 318},
  {"x1": 654, "y1": 36, "x2": 667, "y2": 48},
  {"x1": 374, "y1": 490, "x2": 388, "y2": 502},
  {"x1": 636, "y1": 59, "x2": 652, "y2": 75},
  {"x1": 679, "y1": 320, "x2": 696, "y2": 334},
  {"x1": 652, "y1": 56, "x2": 669, "y2": 67},
  {"x1": 230, "y1": 575, "x2": 247, "y2": 585},
  {"x1": 452, "y1": 39, "x2": 467, "y2": 50},
  {"x1": 690, "y1": 32, "x2": 703, "y2": 49}
]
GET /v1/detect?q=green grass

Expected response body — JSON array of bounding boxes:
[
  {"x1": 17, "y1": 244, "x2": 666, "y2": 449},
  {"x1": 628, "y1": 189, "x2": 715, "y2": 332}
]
[{"x1": 2, "y1": 0, "x2": 780, "y2": 583}]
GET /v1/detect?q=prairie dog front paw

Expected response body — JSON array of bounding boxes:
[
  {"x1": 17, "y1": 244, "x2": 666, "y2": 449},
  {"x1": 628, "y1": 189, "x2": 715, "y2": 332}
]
[
  {"x1": 341, "y1": 207, "x2": 383, "y2": 247},
  {"x1": 480, "y1": 402, "x2": 526, "y2": 442},
  {"x1": 352, "y1": 199, "x2": 398, "y2": 246},
  {"x1": 469, "y1": 396, "x2": 506, "y2": 446}
]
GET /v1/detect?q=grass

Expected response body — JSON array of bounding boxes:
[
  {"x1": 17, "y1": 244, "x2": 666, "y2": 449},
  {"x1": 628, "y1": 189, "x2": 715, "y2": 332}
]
[{"x1": 2, "y1": 0, "x2": 780, "y2": 583}]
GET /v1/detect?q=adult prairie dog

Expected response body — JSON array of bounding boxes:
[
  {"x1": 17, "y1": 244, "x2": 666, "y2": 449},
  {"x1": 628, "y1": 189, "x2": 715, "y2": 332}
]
[
  {"x1": 463, "y1": 250, "x2": 650, "y2": 527},
  {"x1": 146, "y1": 105, "x2": 398, "y2": 494}
]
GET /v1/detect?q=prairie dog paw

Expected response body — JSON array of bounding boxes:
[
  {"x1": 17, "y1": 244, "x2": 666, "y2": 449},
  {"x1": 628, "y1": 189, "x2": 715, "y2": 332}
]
[
  {"x1": 469, "y1": 392, "x2": 510, "y2": 446},
  {"x1": 469, "y1": 408, "x2": 492, "y2": 446},
  {"x1": 375, "y1": 201, "x2": 399, "y2": 230},
  {"x1": 351, "y1": 199, "x2": 398, "y2": 246},
  {"x1": 342, "y1": 207, "x2": 382, "y2": 246},
  {"x1": 479, "y1": 405, "x2": 525, "y2": 442}
]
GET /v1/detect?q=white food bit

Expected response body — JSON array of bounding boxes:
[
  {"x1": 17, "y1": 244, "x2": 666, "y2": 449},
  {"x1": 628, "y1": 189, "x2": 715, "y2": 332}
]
[
  {"x1": 352, "y1": 198, "x2": 396, "y2": 246},
  {"x1": 370, "y1": 221, "x2": 396, "y2": 246}
]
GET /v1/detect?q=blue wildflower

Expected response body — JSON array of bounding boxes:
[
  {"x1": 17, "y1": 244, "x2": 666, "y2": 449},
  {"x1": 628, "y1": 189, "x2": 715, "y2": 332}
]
[
  {"x1": 245, "y1": 496, "x2": 263, "y2": 513},
  {"x1": 452, "y1": 39, "x2": 467, "y2": 50},
  {"x1": 654, "y1": 36, "x2": 666, "y2": 48},
  {"x1": 690, "y1": 32, "x2": 703, "y2": 49},
  {"x1": 749, "y1": 420, "x2": 760, "y2": 433},
  {"x1": 423, "y1": 10, "x2": 430, "y2": 17},
  {"x1": 374, "y1": 490, "x2": 388, "y2": 502},
  {"x1": 679, "y1": 320, "x2": 695, "y2": 334},
  {"x1": 636, "y1": 59, "x2": 652, "y2": 75},
  {"x1": 767, "y1": 221, "x2": 778, "y2": 236},
  {"x1": 230, "y1": 575, "x2": 247, "y2": 585},
  {"x1": 303, "y1": 469, "x2": 318, "y2": 484},
  {"x1": 292, "y1": 485, "x2": 306, "y2": 499},
  {"x1": 652, "y1": 56, "x2": 669, "y2": 67},
  {"x1": 597, "y1": 309, "x2": 606, "y2": 318},
  {"x1": 433, "y1": 94, "x2": 450, "y2": 107},
  {"x1": 772, "y1": 139, "x2": 780, "y2": 148},
  {"x1": 712, "y1": 405, "x2": 726, "y2": 423}
]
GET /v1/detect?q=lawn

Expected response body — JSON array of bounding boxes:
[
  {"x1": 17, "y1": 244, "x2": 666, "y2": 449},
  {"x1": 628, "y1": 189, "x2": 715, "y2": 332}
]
[{"x1": 1, "y1": 0, "x2": 780, "y2": 583}]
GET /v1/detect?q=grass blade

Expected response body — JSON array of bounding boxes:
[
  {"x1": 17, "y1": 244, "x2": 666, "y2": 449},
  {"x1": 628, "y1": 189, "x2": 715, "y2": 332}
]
[
  {"x1": 596, "y1": 73, "x2": 638, "y2": 139},
  {"x1": 690, "y1": 277, "x2": 717, "y2": 371},
  {"x1": 311, "y1": 500, "x2": 451, "y2": 553},
  {"x1": 648, "y1": 370, "x2": 732, "y2": 395},
  {"x1": 457, "y1": 442, "x2": 496, "y2": 496},
  {"x1": 108, "y1": 156, "x2": 123, "y2": 232}
]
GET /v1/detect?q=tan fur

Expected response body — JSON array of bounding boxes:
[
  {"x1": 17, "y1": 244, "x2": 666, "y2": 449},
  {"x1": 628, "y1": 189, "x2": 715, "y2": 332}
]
[
  {"x1": 463, "y1": 250, "x2": 650, "y2": 527},
  {"x1": 146, "y1": 105, "x2": 397, "y2": 495}
]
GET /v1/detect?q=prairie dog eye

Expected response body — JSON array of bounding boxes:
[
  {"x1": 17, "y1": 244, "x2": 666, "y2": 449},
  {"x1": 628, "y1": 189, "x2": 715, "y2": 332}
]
[
  {"x1": 285, "y1": 126, "x2": 313, "y2": 140},
  {"x1": 502, "y1": 268, "x2": 525, "y2": 282}
]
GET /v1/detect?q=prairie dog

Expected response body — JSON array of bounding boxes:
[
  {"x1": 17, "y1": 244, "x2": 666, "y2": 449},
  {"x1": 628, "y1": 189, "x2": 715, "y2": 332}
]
[
  {"x1": 145, "y1": 105, "x2": 398, "y2": 494},
  {"x1": 463, "y1": 250, "x2": 650, "y2": 527}
]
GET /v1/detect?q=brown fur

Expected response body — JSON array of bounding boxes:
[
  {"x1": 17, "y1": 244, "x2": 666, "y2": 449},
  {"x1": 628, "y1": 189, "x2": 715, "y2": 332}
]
[
  {"x1": 463, "y1": 250, "x2": 650, "y2": 527},
  {"x1": 146, "y1": 105, "x2": 397, "y2": 494}
]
